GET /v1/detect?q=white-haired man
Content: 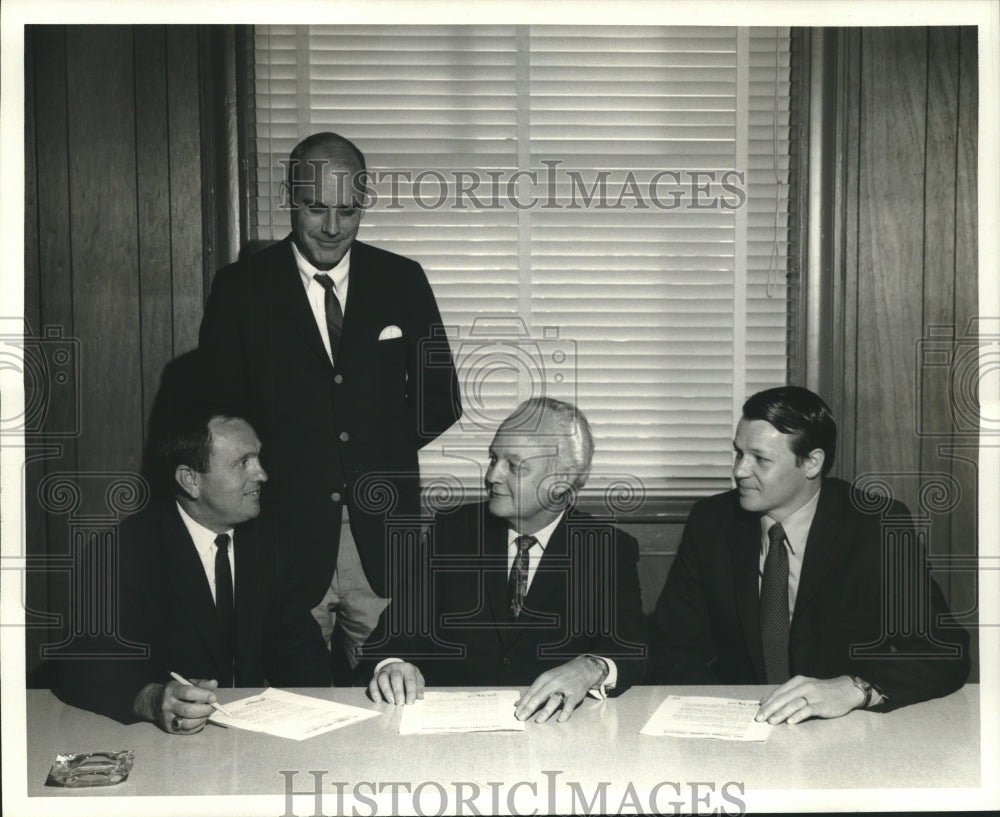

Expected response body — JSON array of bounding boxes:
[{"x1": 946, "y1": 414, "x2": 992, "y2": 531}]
[{"x1": 360, "y1": 398, "x2": 647, "y2": 723}]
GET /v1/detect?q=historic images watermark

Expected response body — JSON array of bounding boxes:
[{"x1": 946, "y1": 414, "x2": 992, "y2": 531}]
[
  {"x1": 279, "y1": 769, "x2": 747, "y2": 816},
  {"x1": 279, "y1": 159, "x2": 748, "y2": 212},
  {"x1": 0, "y1": 318, "x2": 81, "y2": 439}
]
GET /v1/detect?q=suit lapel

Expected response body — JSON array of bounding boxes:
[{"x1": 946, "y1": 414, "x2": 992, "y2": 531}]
[
  {"x1": 520, "y1": 516, "x2": 568, "y2": 621},
  {"x1": 337, "y1": 241, "x2": 377, "y2": 366},
  {"x1": 730, "y1": 502, "x2": 767, "y2": 680},
  {"x1": 272, "y1": 236, "x2": 334, "y2": 369},
  {"x1": 232, "y1": 522, "x2": 262, "y2": 684},
  {"x1": 163, "y1": 506, "x2": 223, "y2": 668},
  {"x1": 792, "y1": 482, "x2": 842, "y2": 620}
]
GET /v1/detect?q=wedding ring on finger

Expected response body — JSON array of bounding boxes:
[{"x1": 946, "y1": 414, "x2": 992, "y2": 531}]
[{"x1": 173, "y1": 716, "x2": 182, "y2": 731}]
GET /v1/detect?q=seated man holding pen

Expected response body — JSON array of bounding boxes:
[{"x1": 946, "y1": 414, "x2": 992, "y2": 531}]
[
  {"x1": 55, "y1": 404, "x2": 329, "y2": 733},
  {"x1": 359, "y1": 398, "x2": 647, "y2": 723}
]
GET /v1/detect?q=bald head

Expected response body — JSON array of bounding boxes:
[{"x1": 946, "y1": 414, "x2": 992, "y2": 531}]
[{"x1": 287, "y1": 132, "x2": 366, "y2": 184}]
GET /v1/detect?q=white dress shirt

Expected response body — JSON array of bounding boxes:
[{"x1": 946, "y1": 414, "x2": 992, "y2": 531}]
[
  {"x1": 292, "y1": 240, "x2": 351, "y2": 364},
  {"x1": 176, "y1": 502, "x2": 235, "y2": 605}
]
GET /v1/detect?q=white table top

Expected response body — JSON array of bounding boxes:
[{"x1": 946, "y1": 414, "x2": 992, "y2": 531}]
[{"x1": 18, "y1": 684, "x2": 984, "y2": 814}]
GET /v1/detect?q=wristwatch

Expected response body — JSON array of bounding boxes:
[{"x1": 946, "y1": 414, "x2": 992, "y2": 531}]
[
  {"x1": 851, "y1": 675, "x2": 887, "y2": 709},
  {"x1": 583, "y1": 655, "x2": 610, "y2": 686},
  {"x1": 579, "y1": 654, "x2": 613, "y2": 697}
]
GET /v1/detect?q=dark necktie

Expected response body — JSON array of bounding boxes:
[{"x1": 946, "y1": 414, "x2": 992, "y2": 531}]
[
  {"x1": 313, "y1": 273, "x2": 344, "y2": 362},
  {"x1": 760, "y1": 522, "x2": 790, "y2": 684},
  {"x1": 214, "y1": 533, "x2": 236, "y2": 684},
  {"x1": 508, "y1": 535, "x2": 536, "y2": 619}
]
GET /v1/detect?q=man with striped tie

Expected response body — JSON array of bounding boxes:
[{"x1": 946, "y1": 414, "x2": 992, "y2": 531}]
[
  {"x1": 198, "y1": 133, "x2": 461, "y2": 682},
  {"x1": 362, "y1": 398, "x2": 647, "y2": 723},
  {"x1": 651, "y1": 386, "x2": 969, "y2": 723}
]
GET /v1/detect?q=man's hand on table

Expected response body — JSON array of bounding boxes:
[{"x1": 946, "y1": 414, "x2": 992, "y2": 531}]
[
  {"x1": 367, "y1": 655, "x2": 607, "y2": 724},
  {"x1": 134, "y1": 678, "x2": 220, "y2": 735},
  {"x1": 369, "y1": 661, "x2": 425, "y2": 705},
  {"x1": 514, "y1": 656, "x2": 607, "y2": 724},
  {"x1": 755, "y1": 674, "x2": 866, "y2": 725}
]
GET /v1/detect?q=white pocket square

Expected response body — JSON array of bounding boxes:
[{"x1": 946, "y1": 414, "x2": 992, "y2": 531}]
[{"x1": 378, "y1": 325, "x2": 403, "y2": 341}]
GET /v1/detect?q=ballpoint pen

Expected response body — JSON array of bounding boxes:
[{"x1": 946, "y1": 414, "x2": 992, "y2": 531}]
[{"x1": 169, "y1": 671, "x2": 236, "y2": 717}]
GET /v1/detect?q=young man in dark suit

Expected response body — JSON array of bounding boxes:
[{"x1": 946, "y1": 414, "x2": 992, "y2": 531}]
[
  {"x1": 651, "y1": 386, "x2": 969, "y2": 723},
  {"x1": 55, "y1": 407, "x2": 329, "y2": 732},
  {"x1": 198, "y1": 133, "x2": 462, "y2": 676},
  {"x1": 362, "y1": 398, "x2": 647, "y2": 723}
]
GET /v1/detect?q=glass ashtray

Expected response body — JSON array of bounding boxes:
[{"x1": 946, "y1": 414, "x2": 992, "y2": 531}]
[{"x1": 47, "y1": 750, "x2": 135, "y2": 788}]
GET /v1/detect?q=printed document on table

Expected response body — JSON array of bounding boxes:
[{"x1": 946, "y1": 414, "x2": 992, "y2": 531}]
[
  {"x1": 209, "y1": 688, "x2": 380, "y2": 740},
  {"x1": 640, "y1": 695, "x2": 773, "y2": 741},
  {"x1": 399, "y1": 690, "x2": 526, "y2": 735}
]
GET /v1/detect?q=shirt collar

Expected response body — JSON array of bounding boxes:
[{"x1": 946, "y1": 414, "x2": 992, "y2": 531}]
[
  {"x1": 506, "y1": 511, "x2": 565, "y2": 552},
  {"x1": 760, "y1": 486, "x2": 821, "y2": 556},
  {"x1": 291, "y1": 239, "x2": 351, "y2": 294},
  {"x1": 176, "y1": 501, "x2": 234, "y2": 555}
]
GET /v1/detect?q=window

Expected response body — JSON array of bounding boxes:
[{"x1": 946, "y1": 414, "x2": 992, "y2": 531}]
[{"x1": 250, "y1": 25, "x2": 791, "y2": 503}]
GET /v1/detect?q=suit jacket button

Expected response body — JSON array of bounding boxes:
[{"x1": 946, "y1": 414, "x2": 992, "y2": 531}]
[
  {"x1": 330, "y1": 492, "x2": 341, "y2": 503},
  {"x1": 502, "y1": 657, "x2": 511, "y2": 665},
  {"x1": 339, "y1": 431, "x2": 350, "y2": 442},
  {"x1": 334, "y1": 374, "x2": 343, "y2": 384}
]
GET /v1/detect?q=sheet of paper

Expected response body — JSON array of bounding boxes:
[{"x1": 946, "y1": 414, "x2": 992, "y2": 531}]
[
  {"x1": 399, "y1": 690, "x2": 526, "y2": 735},
  {"x1": 640, "y1": 695, "x2": 773, "y2": 742},
  {"x1": 209, "y1": 688, "x2": 380, "y2": 741}
]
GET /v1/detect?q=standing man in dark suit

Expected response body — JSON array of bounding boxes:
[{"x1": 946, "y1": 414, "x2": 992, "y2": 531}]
[
  {"x1": 363, "y1": 398, "x2": 647, "y2": 723},
  {"x1": 55, "y1": 407, "x2": 328, "y2": 731},
  {"x1": 652, "y1": 386, "x2": 969, "y2": 723},
  {"x1": 198, "y1": 133, "x2": 462, "y2": 675}
]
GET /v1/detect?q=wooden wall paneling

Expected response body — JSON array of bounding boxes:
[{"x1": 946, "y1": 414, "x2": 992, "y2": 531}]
[
  {"x1": 948, "y1": 25, "x2": 980, "y2": 669},
  {"x1": 23, "y1": 28, "x2": 57, "y2": 682},
  {"x1": 28, "y1": 26, "x2": 75, "y2": 331},
  {"x1": 953, "y1": 27, "x2": 979, "y2": 336},
  {"x1": 24, "y1": 31, "x2": 40, "y2": 334},
  {"x1": 786, "y1": 30, "x2": 810, "y2": 387},
  {"x1": 199, "y1": 26, "x2": 242, "y2": 285},
  {"x1": 236, "y1": 26, "x2": 254, "y2": 253},
  {"x1": 65, "y1": 26, "x2": 144, "y2": 482},
  {"x1": 197, "y1": 28, "x2": 220, "y2": 298},
  {"x1": 31, "y1": 27, "x2": 78, "y2": 467},
  {"x1": 921, "y1": 27, "x2": 959, "y2": 335},
  {"x1": 133, "y1": 26, "x2": 175, "y2": 454},
  {"x1": 23, "y1": 29, "x2": 43, "y2": 556},
  {"x1": 166, "y1": 26, "x2": 205, "y2": 357},
  {"x1": 24, "y1": 28, "x2": 79, "y2": 682},
  {"x1": 833, "y1": 29, "x2": 862, "y2": 482},
  {"x1": 950, "y1": 26, "x2": 978, "y2": 531},
  {"x1": 921, "y1": 27, "x2": 961, "y2": 580},
  {"x1": 855, "y1": 29, "x2": 928, "y2": 512}
]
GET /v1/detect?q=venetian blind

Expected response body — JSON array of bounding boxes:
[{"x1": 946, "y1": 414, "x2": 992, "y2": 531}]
[{"x1": 251, "y1": 25, "x2": 790, "y2": 503}]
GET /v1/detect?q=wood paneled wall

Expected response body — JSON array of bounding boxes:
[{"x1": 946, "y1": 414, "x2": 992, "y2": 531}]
[
  {"x1": 828, "y1": 28, "x2": 979, "y2": 675},
  {"x1": 23, "y1": 25, "x2": 234, "y2": 681}
]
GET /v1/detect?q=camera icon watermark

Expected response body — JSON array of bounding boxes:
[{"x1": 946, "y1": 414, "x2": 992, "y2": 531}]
[
  {"x1": 0, "y1": 319, "x2": 81, "y2": 438},
  {"x1": 915, "y1": 318, "x2": 1000, "y2": 436},
  {"x1": 446, "y1": 317, "x2": 578, "y2": 433}
]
